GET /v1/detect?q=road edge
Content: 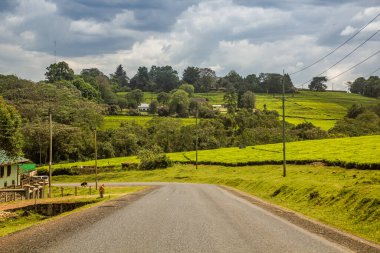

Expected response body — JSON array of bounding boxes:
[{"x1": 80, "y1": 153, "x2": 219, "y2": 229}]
[
  {"x1": 0, "y1": 186, "x2": 159, "y2": 253},
  {"x1": 219, "y1": 185, "x2": 380, "y2": 253}
]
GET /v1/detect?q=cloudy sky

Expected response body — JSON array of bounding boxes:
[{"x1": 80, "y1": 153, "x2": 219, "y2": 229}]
[{"x1": 0, "y1": 0, "x2": 379, "y2": 90}]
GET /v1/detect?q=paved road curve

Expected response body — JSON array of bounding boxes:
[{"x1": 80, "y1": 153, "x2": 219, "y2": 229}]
[{"x1": 45, "y1": 184, "x2": 350, "y2": 253}]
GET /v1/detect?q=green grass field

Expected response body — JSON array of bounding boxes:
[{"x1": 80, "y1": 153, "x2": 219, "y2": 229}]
[
  {"x1": 109, "y1": 91, "x2": 378, "y2": 130},
  {"x1": 101, "y1": 115, "x2": 197, "y2": 129},
  {"x1": 53, "y1": 164, "x2": 380, "y2": 243},
  {"x1": 46, "y1": 135, "x2": 380, "y2": 170}
]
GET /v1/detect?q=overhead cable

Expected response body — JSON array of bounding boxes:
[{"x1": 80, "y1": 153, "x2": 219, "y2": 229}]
[{"x1": 290, "y1": 12, "x2": 380, "y2": 75}]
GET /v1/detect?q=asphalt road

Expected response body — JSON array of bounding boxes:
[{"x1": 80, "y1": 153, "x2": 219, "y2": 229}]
[{"x1": 45, "y1": 183, "x2": 350, "y2": 253}]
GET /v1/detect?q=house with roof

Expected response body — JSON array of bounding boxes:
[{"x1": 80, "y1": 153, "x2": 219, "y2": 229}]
[
  {"x1": 0, "y1": 150, "x2": 30, "y2": 188},
  {"x1": 137, "y1": 103, "x2": 150, "y2": 112}
]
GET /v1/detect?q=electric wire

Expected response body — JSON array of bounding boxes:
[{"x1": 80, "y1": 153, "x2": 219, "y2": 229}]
[
  {"x1": 290, "y1": 12, "x2": 380, "y2": 75},
  {"x1": 329, "y1": 49, "x2": 380, "y2": 81}
]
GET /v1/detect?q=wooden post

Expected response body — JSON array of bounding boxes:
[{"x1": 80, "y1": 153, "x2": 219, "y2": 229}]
[
  {"x1": 195, "y1": 106, "x2": 199, "y2": 170},
  {"x1": 94, "y1": 129, "x2": 98, "y2": 190},
  {"x1": 61, "y1": 187, "x2": 63, "y2": 197},
  {"x1": 282, "y1": 70, "x2": 287, "y2": 177},
  {"x1": 75, "y1": 186, "x2": 77, "y2": 196},
  {"x1": 48, "y1": 112, "x2": 53, "y2": 197},
  {"x1": 89, "y1": 186, "x2": 92, "y2": 195}
]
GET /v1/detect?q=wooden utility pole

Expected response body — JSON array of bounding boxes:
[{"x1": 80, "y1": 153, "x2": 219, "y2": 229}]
[
  {"x1": 48, "y1": 112, "x2": 53, "y2": 197},
  {"x1": 94, "y1": 129, "x2": 98, "y2": 190},
  {"x1": 195, "y1": 106, "x2": 199, "y2": 170},
  {"x1": 282, "y1": 70, "x2": 287, "y2": 177}
]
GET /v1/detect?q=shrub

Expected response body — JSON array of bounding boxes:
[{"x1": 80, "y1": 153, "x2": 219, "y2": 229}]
[
  {"x1": 138, "y1": 146, "x2": 173, "y2": 170},
  {"x1": 37, "y1": 168, "x2": 49, "y2": 176},
  {"x1": 52, "y1": 168, "x2": 78, "y2": 176}
]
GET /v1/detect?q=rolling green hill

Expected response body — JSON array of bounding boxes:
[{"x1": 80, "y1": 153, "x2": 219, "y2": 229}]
[{"x1": 111, "y1": 91, "x2": 378, "y2": 130}]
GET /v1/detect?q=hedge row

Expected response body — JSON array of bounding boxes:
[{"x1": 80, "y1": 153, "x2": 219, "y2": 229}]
[{"x1": 174, "y1": 160, "x2": 380, "y2": 170}]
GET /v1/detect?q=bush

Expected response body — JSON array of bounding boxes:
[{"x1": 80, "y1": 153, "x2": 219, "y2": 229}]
[
  {"x1": 37, "y1": 168, "x2": 49, "y2": 176},
  {"x1": 138, "y1": 146, "x2": 173, "y2": 170},
  {"x1": 52, "y1": 168, "x2": 78, "y2": 176},
  {"x1": 127, "y1": 109, "x2": 141, "y2": 116}
]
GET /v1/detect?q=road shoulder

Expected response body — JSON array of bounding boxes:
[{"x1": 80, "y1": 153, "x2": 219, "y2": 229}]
[{"x1": 220, "y1": 185, "x2": 380, "y2": 253}]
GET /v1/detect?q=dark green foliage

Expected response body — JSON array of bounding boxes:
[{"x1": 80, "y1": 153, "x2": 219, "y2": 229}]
[
  {"x1": 330, "y1": 111, "x2": 380, "y2": 137},
  {"x1": 346, "y1": 104, "x2": 366, "y2": 119},
  {"x1": 291, "y1": 122, "x2": 328, "y2": 140},
  {"x1": 125, "y1": 89, "x2": 144, "y2": 109},
  {"x1": 0, "y1": 97, "x2": 23, "y2": 156},
  {"x1": 350, "y1": 76, "x2": 380, "y2": 98},
  {"x1": 72, "y1": 78, "x2": 101, "y2": 101},
  {"x1": 149, "y1": 65, "x2": 179, "y2": 92},
  {"x1": 182, "y1": 66, "x2": 200, "y2": 85},
  {"x1": 52, "y1": 168, "x2": 78, "y2": 176},
  {"x1": 157, "y1": 92, "x2": 171, "y2": 105},
  {"x1": 309, "y1": 76, "x2": 328, "y2": 91},
  {"x1": 138, "y1": 146, "x2": 172, "y2": 170},
  {"x1": 130, "y1": 66, "x2": 151, "y2": 91},
  {"x1": 45, "y1": 61, "x2": 74, "y2": 83},
  {"x1": 111, "y1": 64, "x2": 129, "y2": 89},
  {"x1": 148, "y1": 100, "x2": 159, "y2": 114}
]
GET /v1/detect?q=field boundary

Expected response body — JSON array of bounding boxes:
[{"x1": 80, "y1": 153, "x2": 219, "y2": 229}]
[{"x1": 174, "y1": 159, "x2": 380, "y2": 170}]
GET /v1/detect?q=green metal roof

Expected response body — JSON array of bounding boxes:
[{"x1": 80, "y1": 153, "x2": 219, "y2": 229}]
[
  {"x1": 0, "y1": 150, "x2": 29, "y2": 165},
  {"x1": 20, "y1": 163, "x2": 36, "y2": 172}
]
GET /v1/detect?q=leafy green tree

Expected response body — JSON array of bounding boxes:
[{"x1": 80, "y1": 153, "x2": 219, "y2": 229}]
[
  {"x1": 157, "y1": 92, "x2": 171, "y2": 105},
  {"x1": 182, "y1": 66, "x2": 200, "y2": 85},
  {"x1": 223, "y1": 85, "x2": 237, "y2": 114},
  {"x1": 96, "y1": 75, "x2": 118, "y2": 105},
  {"x1": 130, "y1": 66, "x2": 151, "y2": 91},
  {"x1": 169, "y1": 89, "x2": 190, "y2": 117},
  {"x1": 240, "y1": 91, "x2": 256, "y2": 110},
  {"x1": 0, "y1": 97, "x2": 23, "y2": 156},
  {"x1": 149, "y1": 100, "x2": 159, "y2": 114},
  {"x1": 349, "y1": 77, "x2": 366, "y2": 95},
  {"x1": 45, "y1": 61, "x2": 75, "y2": 83},
  {"x1": 196, "y1": 68, "x2": 217, "y2": 92},
  {"x1": 111, "y1": 64, "x2": 129, "y2": 89},
  {"x1": 125, "y1": 89, "x2": 144, "y2": 109},
  {"x1": 309, "y1": 76, "x2": 328, "y2": 91},
  {"x1": 72, "y1": 78, "x2": 101, "y2": 101},
  {"x1": 149, "y1": 65, "x2": 179, "y2": 92},
  {"x1": 179, "y1": 84, "x2": 195, "y2": 97}
]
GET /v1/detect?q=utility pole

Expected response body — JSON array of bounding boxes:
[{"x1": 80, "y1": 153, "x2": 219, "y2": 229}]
[
  {"x1": 94, "y1": 129, "x2": 98, "y2": 190},
  {"x1": 48, "y1": 112, "x2": 53, "y2": 197},
  {"x1": 195, "y1": 106, "x2": 199, "y2": 170},
  {"x1": 282, "y1": 70, "x2": 287, "y2": 177}
]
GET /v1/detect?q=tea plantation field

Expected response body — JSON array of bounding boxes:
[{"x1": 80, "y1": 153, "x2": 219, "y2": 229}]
[
  {"x1": 111, "y1": 91, "x2": 378, "y2": 130},
  {"x1": 48, "y1": 135, "x2": 380, "y2": 170}
]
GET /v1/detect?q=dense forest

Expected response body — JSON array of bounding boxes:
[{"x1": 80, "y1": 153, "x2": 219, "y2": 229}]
[{"x1": 0, "y1": 62, "x2": 379, "y2": 165}]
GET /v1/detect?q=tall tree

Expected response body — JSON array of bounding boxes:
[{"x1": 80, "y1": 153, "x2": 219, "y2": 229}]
[
  {"x1": 223, "y1": 85, "x2": 238, "y2": 114},
  {"x1": 182, "y1": 66, "x2": 200, "y2": 85},
  {"x1": 309, "y1": 76, "x2": 328, "y2": 91},
  {"x1": 111, "y1": 64, "x2": 129, "y2": 89},
  {"x1": 130, "y1": 66, "x2": 151, "y2": 91},
  {"x1": 149, "y1": 65, "x2": 179, "y2": 92},
  {"x1": 240, "y1": 91, "x2": 256, "y2": 110},
  {"x1": 45, "y1": 61, "x2": 74, "y2": 83},
  {"x1": 0, "y1": 97, "x2": 23, "y2": 156}
]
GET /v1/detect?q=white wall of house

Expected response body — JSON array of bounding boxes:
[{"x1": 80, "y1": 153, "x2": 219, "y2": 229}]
[{"x1": 0, "y1": 164, "x2": 20, "y2": 188}]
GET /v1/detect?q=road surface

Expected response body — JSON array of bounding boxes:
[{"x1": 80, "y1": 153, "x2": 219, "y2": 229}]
[{"x1": 44, "y1": 183, "x2": 350, "y2": 253}]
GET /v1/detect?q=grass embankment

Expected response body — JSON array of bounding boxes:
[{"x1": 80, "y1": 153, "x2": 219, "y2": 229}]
[
  {"x1": 53, "y1": 164, "x2": 380, "y2": 243},
  {"x1": 0, "y1": 186, "x2": 146, "y2": 236},
  {"x1": 110, "y1": 91, "x2": 378, "y2": 130},
  {"x1": 47, "y1": 135, "x2": 380, "y2": 170}
]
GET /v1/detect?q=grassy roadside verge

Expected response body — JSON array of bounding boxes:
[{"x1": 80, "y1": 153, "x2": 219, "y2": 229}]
[
  {"x1": 0, "y1": 186, "x2": 146, "y2": 237},
  {"x1": 54, "y1": 164, "x2": 380, "y2": 244}
]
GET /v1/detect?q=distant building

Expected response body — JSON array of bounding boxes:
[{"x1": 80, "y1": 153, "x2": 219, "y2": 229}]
[
  {"x1": 0, "y1": 150, "x2": 30, "y2": 188},
  {"x1": 137, "y1": 103, "x2": 150, "y2": 112},
  {"x1": 212, "y1": 104, "x2": 223, "y2": 110}
]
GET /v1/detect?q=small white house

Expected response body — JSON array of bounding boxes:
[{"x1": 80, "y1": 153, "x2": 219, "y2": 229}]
[
  {"x1": 212, "y1": 104, "x2": 223, "y2": 110},
  {"x1": 138, "y1": 103, "x2": 150, "y2": 112},
  {"x1": 0, "y1": 150, "x2": 29, "y2": 188}
]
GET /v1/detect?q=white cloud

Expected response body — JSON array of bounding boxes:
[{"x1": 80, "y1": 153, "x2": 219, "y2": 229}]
[
  {"x1": 340, "y1": 25, "x2": 356, "y2": 36},
  {"x1": 353, "y1": 7, "x2": 380, "y2": 21}
]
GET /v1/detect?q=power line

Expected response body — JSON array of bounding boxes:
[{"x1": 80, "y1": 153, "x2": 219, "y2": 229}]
[
  {"x1": 329, "y1": 49, "x2": 380, "y2": 81},
  {"x1": 300, "y1": 29, "x2": 380, "y2": 86},
  {"x1": 366, "y1": 67, "x2": 380, "y2": 78},
  {"x1": 316, "y1": 29, "x2": 379, "y2": 77},
  {"x1": 290, "y1": 12, "x2": 380, "y2": 75}
]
